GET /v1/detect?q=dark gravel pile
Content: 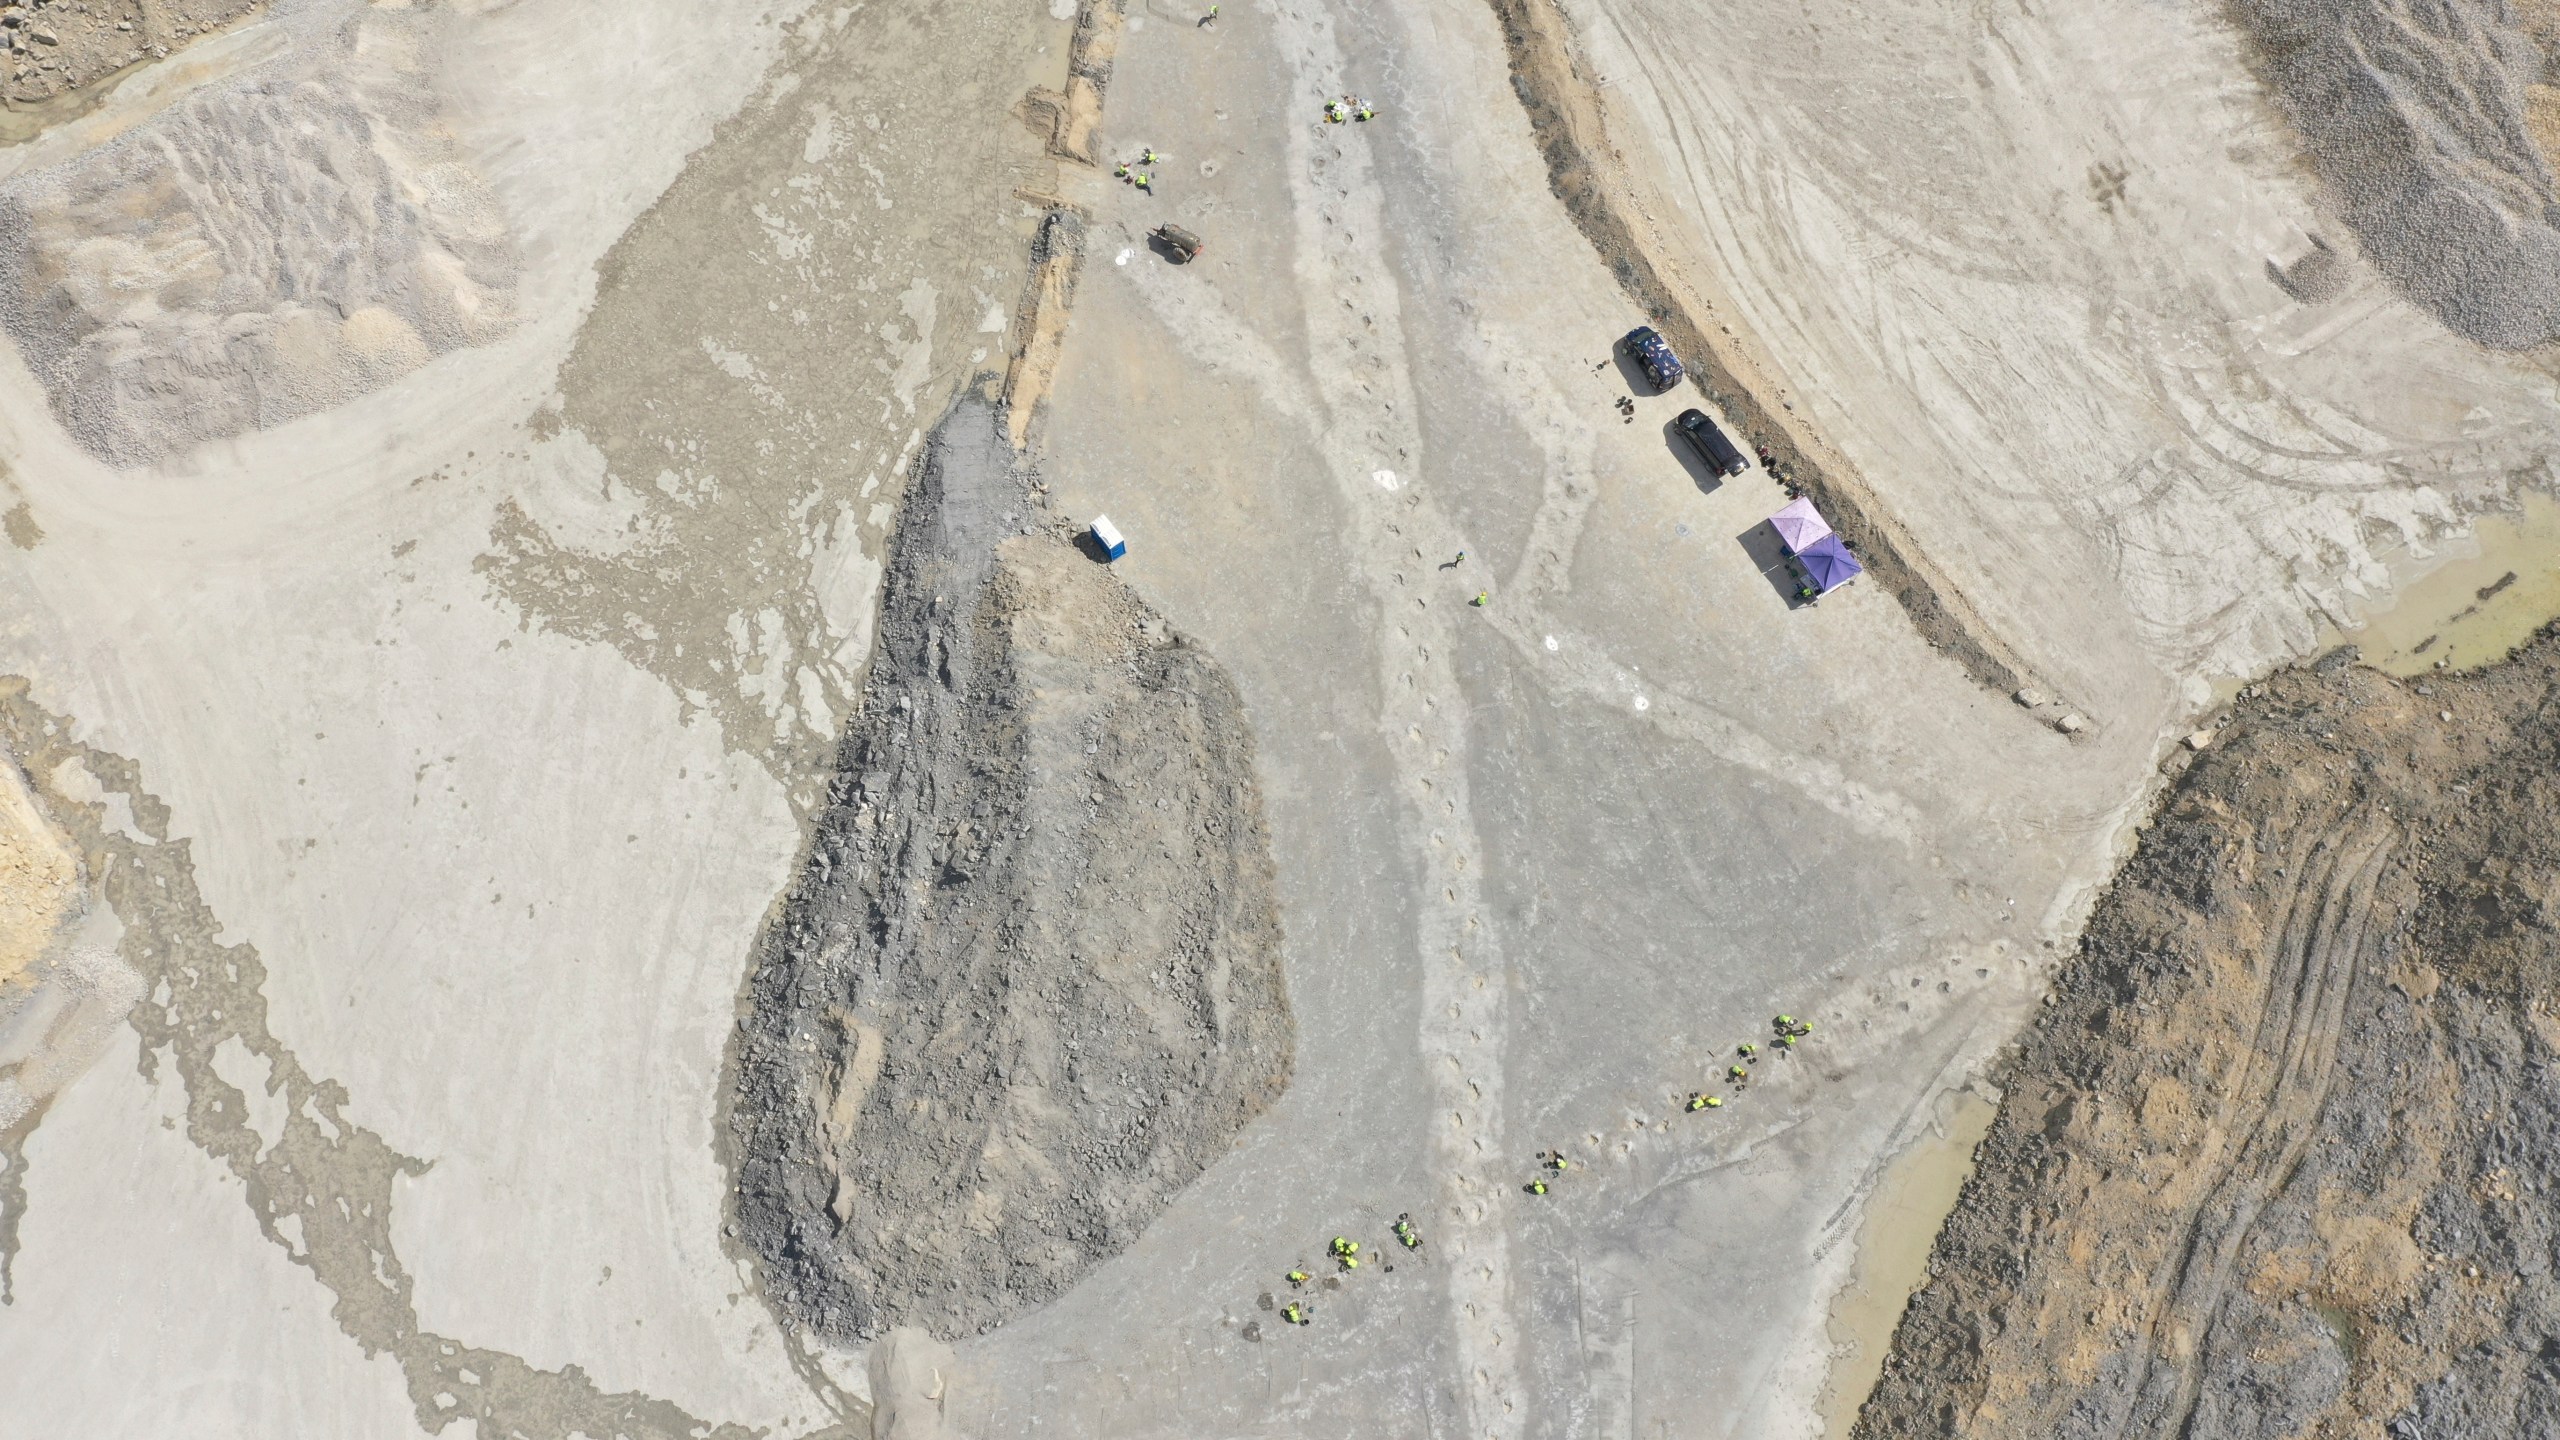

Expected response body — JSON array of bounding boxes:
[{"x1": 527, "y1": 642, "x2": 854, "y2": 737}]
[
  {"x1": 2233, "y1": 0, "x2": 2560, "y2": 346},
  {"x1": 729, "y1": 400, "x2": 1293, "y2": 1344}
]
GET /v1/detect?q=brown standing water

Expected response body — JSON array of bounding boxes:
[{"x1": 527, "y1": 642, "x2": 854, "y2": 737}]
[
  {"x1": 2323, "y1": 491, "x2": 2560, "y2": 676},
  {"x1": 1819, "y1": 1089, "x2": 2000, "y2": 1440}
]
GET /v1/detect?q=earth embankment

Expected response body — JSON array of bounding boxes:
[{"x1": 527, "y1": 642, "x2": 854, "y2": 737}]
[
  {"x1": 1857, "y1": 629, "x2": 2560, "y2": 1438},
  {"x1": 729, "y1": 399, "x2": 1293, "y2": 1345}
]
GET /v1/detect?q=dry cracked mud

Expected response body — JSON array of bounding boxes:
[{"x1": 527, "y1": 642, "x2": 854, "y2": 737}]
[
  {"x1": 730, "y1": 398, "x2": 1293, "y2": 1345},
  {"x1": 1858, "y1": 628, "x2": 2560, "y2": 1438}
]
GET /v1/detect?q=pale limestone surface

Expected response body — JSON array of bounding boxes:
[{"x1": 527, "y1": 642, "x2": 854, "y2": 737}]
[
  {"x1": 9, "y1": 1030, "x2": 420, "y2": 1439},
  {"x1": 0, "y1": 0, "x2": 2551, "y2": 1435},
  {"x1": 0, "y1": 0, "x2": 888, "y2": 1434}
]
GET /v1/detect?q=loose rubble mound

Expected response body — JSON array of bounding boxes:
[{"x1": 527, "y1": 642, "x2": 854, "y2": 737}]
[
  {"x1": 0, "y1": 5, "x2": 517, "y2": 465},
  {"x1": 2234, "y1": 0, "x2": 2560, "y2": 346},
  {"x1": 730, "y1": 399, "x2": 1293, "y2": 1344},
  {"x1": 1, "y1": 0, "x2": 259, "y2": 104},
  {"x1": 1857, "y1": 628, "x2": 2560, "y2": 1438}
]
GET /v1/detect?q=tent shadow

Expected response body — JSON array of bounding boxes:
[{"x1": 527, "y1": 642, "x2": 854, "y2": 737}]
[
  {"x1": 1736, "y1": 521, "x2": 1808, "y2": 608},
  {"x1": 1662, "y1": 418, "x2": 1724, "y2": 495}
]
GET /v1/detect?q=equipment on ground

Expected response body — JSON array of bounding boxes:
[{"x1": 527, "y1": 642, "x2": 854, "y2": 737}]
[
  {"x1": 1151, "y1": 224, "x2": 1204, "y2": 263},
  {"x1": 1768, "y1": 498, "x2": 1831, "y2": 553},
  {"x1": 1621, "y1": 325, "x2": 1685, "y2": 391},
  {"x1": 1090, "y1": 515, "x2": 1127, "y2": 561},
  {"x1": 1794, "y1": 534, "x2": 1863, "y2": 595}
]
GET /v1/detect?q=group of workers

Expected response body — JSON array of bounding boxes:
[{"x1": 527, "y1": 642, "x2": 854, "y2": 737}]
[
  {"x1": 1273, "y1": 1213, "x2": 1427, "y2": 1328},
  {"x1": 1114, "y1": 147, "x2": 1165, "y2": 194},
  {"x1": 1324, "y1": 94, "x2": 1379, "y2": 124},
  {"x1": 1525, "y1": 1014, "x2": 1812, "y2": 1196},
  {"x1": 1265, "y1": 1013, "x2": 1818, "y2": 1329}
]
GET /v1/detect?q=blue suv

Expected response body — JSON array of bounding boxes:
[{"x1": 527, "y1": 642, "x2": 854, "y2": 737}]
[{"x1": 1622, "y1": 325, "x2": 1685, "y2": 391}]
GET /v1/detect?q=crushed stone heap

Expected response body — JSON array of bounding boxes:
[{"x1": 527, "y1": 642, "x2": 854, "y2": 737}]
[
  {"x1": 2236, "y1": 0, "x2": 2560, "y2": 347},
  {"x1": 729, "y1": 399, "x2": 1293, "y2": 1343}
]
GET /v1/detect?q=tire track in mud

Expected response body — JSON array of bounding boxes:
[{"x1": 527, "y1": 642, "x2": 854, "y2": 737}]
[
  {"x1": 0, "y1": 680, "x2": 863, "y2": 1440},
  {"x1": 2112, "y1": 821, "x2": 2394, "y2": 1440}
]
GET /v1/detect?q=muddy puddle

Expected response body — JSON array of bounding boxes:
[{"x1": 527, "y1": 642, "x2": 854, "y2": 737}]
[
  {"x1": 0, "y1": 63, "x2": 145, "y2": 146},
  {"x1": 2323, "y1": 490, "x2": 2560, "y2": 677},
  {"x1": 1819, "y1": 1088, "x2": 1999, "y2": 1440}
]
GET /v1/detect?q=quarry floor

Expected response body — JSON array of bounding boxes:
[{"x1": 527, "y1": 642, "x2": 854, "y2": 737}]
[{"x1": 0, "y1": 0, "x2": 2554, "y2": 1437}]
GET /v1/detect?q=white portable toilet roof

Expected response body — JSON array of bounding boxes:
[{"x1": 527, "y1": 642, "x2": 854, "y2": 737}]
[{"x1": 1090, "y1": 515, "x2": 1126, "y2": 550}]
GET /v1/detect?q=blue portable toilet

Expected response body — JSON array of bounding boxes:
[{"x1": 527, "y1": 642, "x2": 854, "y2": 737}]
[{"x1": 1090, "y1": 515, "x2": 1127, "y2": 561}]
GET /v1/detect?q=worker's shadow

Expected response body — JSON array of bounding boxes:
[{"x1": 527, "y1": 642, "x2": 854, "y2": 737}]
[
  {"x1": 1735, "y1": 521, "x2": 1808, "y2": 608},
  {"x1": 1662, "y1": 418, "x2": 1725, "y2": 495}
]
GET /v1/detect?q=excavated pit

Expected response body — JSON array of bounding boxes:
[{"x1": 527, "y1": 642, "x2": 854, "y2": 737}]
[
  {"x1": 728, "y1": 399, "x2": 1293, "y2": 1344},
  {"x1": 1856, "y1": 625, "x2": 2560, "y2": 1438}
]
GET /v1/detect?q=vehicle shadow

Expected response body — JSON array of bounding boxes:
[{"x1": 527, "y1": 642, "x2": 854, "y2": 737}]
[
  {"x1": 1611, "y1": 342, "x2": 1663, "y2": 397},
  {"x1": 1663, "y1": 417, "x2": 1725, "y2": 496},
  {"x1": 1735, "y1": 521, "x2": 1807, "y2": 607}
]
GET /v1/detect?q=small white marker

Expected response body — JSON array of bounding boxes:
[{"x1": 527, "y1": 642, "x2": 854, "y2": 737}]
[
  {"x1": 1373, "y1": 469, "x2": 1399, "y2": 491},
  {"x1": 1115, "y1": 248, "x2": 1133, "y2": 266},
  {"x1": 1544, "y1": 636, "x2": 1559, "y2": 652},
  {"x1": 1634, "y1": 696, "x2": 1650, "y2": 712}
]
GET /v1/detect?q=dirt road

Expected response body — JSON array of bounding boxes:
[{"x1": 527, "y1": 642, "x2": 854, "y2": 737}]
[{"x1": 934, "y1": 1, "x2": 2171, "y2": 1432}]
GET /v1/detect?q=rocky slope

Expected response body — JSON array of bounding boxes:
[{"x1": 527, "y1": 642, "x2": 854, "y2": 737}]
[
  {"x1": 728, "y1": 400, "x2": 1293, "y2": 1345},
  {"x1": 1858, "y1": 628, "x2": 2560, "y2": 1438},
  {"x1": 2, "y1": 0, "x2": 258, "y2": 105}
]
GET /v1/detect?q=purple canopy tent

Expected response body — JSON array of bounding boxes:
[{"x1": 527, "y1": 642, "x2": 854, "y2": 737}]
[
  {"x1": 1796, "y1": 533, "x2": 1863, "y2": 594},
  {"x1": 1768, "y1": 496, "x2": 1832, "y2": 554}
]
